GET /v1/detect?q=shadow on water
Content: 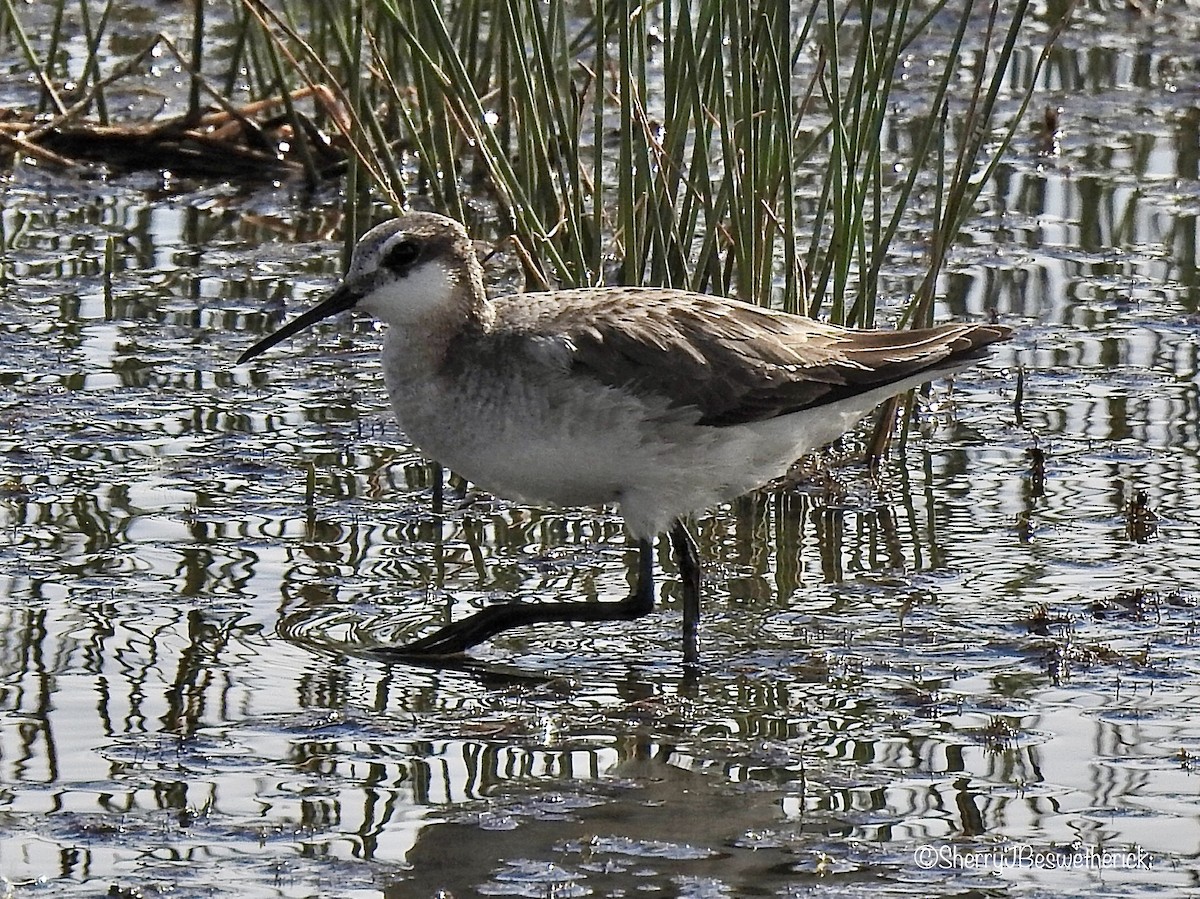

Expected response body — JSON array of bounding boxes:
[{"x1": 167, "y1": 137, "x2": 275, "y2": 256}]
[{"x1": 4, "y1": 4, "x2": 1200, "y2": 898}]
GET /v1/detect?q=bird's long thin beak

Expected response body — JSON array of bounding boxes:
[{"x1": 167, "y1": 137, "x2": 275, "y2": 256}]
[{"x1": 237, "y1": 282, "x2": 363, "y2": 364}]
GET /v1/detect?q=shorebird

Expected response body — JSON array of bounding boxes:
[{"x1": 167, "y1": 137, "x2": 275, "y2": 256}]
[{"x1": 239, "y1": 212, "x2": 1011, "y2": 664}]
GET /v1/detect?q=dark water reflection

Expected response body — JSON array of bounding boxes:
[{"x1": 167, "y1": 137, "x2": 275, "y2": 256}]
[{"x1": 5, "y1": 4, "x2": 1200, "y2": 899}]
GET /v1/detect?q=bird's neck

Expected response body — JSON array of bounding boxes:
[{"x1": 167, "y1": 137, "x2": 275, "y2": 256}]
[{"x1": 383, "y1": 295, "x2": 493, "y2": 379}]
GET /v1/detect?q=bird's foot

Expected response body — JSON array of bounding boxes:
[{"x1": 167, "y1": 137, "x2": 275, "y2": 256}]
[
  {"x1": 374, "y1": 605, "x2": 519, "y2": 657},
  {"x1": 374, "y1": 592, "x2": 657, "y2": 660}
]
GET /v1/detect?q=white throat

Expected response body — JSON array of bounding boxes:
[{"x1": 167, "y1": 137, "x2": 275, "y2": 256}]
[{"x1": 357, "y1": 259, "x2": 461, "y2": 328}]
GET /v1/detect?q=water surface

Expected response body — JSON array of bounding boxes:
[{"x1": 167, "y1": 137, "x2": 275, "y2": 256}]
[{"x1": 3, "y1": 3, "x2": 1200, "y2": 897}]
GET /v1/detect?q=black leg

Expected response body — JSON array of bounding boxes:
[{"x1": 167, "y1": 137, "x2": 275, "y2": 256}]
[
  {"x1": 381, "y1": 537, "x2": 656, "y2": 657},
  {"x1": 431, "y1": 462, "x2": 444, "y2": 514},
  {"x1": 670, "y1": 519, "x2": 702, "y2": 666}
]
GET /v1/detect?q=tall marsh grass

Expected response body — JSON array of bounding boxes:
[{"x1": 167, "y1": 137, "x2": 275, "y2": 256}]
[
  {"x1": 5, "y1": 0, "x2": 1072, "y2": 325},
  {"x1": 238, "y1": 0, "x2": 1072, "y2": 326}
]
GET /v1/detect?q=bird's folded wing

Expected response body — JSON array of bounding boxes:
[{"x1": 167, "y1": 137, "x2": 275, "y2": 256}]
[{"x1": 502, "y1": 289, "x2": 1010, "y2": 427}]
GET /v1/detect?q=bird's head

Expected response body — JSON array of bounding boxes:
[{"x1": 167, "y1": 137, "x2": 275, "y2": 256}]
[{"x1": 237, "y1": 212, "x2": 482, "y2": 365}]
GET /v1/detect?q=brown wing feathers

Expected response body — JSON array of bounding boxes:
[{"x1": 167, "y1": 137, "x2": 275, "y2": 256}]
[
  {"x1": 547, "y1": 292, "x2": 1010, "y2": 427},
  {"x1": 486, "y1": 288, "x2": 1010, "y2": 427}
]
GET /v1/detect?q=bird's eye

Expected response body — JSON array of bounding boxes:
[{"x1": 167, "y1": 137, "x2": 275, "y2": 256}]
[{"x1": 383, "y1": 239, "x2": 420, "y2": 273}]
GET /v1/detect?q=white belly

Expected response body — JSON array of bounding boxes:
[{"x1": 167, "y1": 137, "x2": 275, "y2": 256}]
[{"x1": 380, "y1": 327, "x2": 938, "y2": 538}]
